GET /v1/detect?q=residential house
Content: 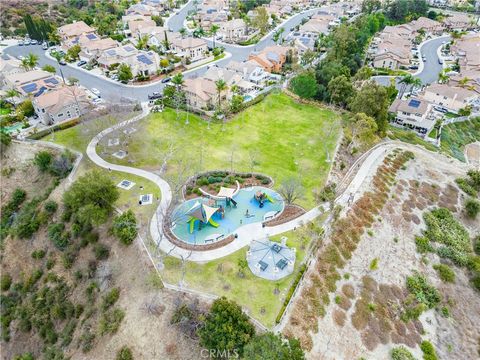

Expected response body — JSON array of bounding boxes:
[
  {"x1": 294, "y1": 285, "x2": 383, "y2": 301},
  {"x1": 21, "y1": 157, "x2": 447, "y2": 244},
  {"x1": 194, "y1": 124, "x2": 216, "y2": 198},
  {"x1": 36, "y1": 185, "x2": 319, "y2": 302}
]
[
  {"x1": 0, "y1": 55, "x2": 24, "y2": 85},
  {"x1": 203, "y1": 65, "x2": 258, "y2": 94},
  {"x1": 125, "y1": 3, "x2": 159, "y2": 16},
  {"x1": 97, "y1": 45, "x2": 159, "y2": 76},
  {"x1": 248, "y1": 45, "x2": 292, "y2": 72},
  {"x1": 442, "y1": 13, "x2": 479, "y2": 31},
  {"x1": 32, "y1": 86, "x2": 89, "y2": 125},
  {"x1": 409, "y1": 17, "x2": 444, "y2": 34},
  {"x1": 450, "y1": 33, "x2": 480, "y2": 72},
  {"x1": 80, "y1": 38, "x2": 119, "y2": 62},
  {"x1": 182, "y1": 77, "x2": 218, "y2": 110},
  {"x1": 140, "y1": 27, "x2": 181, "y2": 51},
  {"x1": 58, "y1": 21, "x2": 95, "y2": 42},
  {"x1": 4, "y1": 70, "x2": 59, "y2": 97},
  {"x1": 389, "y1": 97, "x2": 435, "y2": 134},
  {"x1": 224, "y1": 60, "x2": 271, "y2": 85},
  {"x1": 373, "y1": 37, "x2": 412, "y2": 69},
  {"x1": 219, "y1": 19, "x2": 247, "y2": 42},
  {"x1": 127, "y1": 18, "x2": 157, "y2": 36},
  {"x1": 449, "y1": 70, "x2": 480, "y2": 94},
  {"x1": 194, "y1": 0, "x2": 228, "y2": 30},
  {"x1": 423, "y1": 83, "x2": 479, "y2": 112},
  {"x1": 170, "y1": 37, "x2": 208, "y2": 63}
]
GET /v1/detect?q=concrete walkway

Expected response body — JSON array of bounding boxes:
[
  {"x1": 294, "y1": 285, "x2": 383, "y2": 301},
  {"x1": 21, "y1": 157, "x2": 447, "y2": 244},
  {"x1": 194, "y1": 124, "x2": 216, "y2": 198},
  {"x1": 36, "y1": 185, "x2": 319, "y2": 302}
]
[{"x1": 86, "y1": 106, "x2": 435, "y2": 262}]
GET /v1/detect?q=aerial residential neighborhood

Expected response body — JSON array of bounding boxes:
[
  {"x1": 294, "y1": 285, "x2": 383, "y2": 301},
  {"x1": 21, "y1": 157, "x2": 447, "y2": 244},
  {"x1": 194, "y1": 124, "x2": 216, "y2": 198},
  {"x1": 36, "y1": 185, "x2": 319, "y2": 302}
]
[{"x1": 0, "y1": 0, "x2": 479, "y2": 359}]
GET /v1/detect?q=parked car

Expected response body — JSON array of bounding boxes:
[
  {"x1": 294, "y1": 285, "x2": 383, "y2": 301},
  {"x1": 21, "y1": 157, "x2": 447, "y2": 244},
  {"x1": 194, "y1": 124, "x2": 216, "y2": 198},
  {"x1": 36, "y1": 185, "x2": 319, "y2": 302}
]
[
  {"x1": 59, "y1": 59, "x2": 67, "y2": 65},
  {"x1": 42, "y1": 42, "x2": 48, "y2": 50},
  {"x1": 91, "y1": 88, "x2": 101, "y2": 97},
  {"x1": 92, "y1": 98, "x2": 105, "y2": 105},
  {"x1": 17, "y1": 55, "x2": 24, "y2": 60},
  {"x1": 77, "y1": 60, "x2": 87, "y2": 67},
  {"x1": 434, "y1": 106, "x2": 448, "y2": 113},
  {"x1": 31, "y1": 39, "x2": 38, "y2": 45},
  {"x1": 438, "y1": 58, "x2": 443, "y2": 65},
  {"x1": 409, "y1": 65, "x2": 419, "y2": 70},
  {"x1": 161, "y1": 77, "x2": 171, "y2": 83},
  {"x1": 148, "y1": 92, "x2": 162, "y2": 100},
  {"x1": 422, "y1": 56, "x2": 427, "y2": 62},
  {"x1": 111, "y1": 74, "x2": 119, "y2": 81},
  {"x1": 18, "y1": 41, "x2": 24, "y2": 46}
]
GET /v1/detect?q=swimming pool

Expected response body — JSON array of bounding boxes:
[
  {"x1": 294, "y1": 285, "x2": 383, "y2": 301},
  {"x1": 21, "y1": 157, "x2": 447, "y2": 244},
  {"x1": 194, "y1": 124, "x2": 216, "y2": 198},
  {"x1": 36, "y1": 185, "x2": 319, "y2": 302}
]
[
  {"x1": 170, "y1": 186, "x2": 284, "y2": 245},
  {"x1": 2, "y1": 122, "x2": 23, "y2": 134},
  {"x1": 243, "y1": 95, "x2": 253, "y2": 102}
]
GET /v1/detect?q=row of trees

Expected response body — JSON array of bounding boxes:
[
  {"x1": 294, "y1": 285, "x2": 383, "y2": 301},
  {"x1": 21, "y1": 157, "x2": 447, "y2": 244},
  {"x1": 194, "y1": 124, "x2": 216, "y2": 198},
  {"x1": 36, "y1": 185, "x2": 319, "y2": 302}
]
[{"x1": 23, "y1": 14, "x2": 54, "y2": 42}]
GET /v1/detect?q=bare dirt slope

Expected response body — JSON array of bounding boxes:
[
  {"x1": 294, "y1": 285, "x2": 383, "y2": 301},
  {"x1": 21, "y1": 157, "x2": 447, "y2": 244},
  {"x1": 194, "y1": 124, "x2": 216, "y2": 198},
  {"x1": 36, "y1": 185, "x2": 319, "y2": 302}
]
[{"x1": 306, "y1": 148, "x2": 479, "y2": 359}]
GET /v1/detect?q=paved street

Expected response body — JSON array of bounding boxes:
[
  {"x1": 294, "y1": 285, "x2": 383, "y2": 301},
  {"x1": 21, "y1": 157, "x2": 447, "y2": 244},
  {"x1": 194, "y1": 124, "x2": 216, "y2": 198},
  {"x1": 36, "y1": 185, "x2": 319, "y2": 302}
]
[
  {"x1": 3, "y1": 1, "x2": 448, "y2": 102},
  {"x1": 373, "y1": 36, "x2": 449, "y2": 89}
]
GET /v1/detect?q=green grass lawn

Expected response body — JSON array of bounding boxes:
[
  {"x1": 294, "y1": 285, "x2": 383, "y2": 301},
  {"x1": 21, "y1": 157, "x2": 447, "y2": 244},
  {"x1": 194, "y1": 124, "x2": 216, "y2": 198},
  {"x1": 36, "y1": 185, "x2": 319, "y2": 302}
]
[
  {"x1": 105, "y1": 93, "x2": 341, "y2": 208},
  {"x1": 41, "y1": 112, "x2": 158, "y2": 223},
  {"x1": 387, "y1": 125, "x2": 438, "y2": 152},
  {"x1": 160, "y1": 217, "x2": 326, "y2": 327},
  {"x1": 440, "y1": 117, "x2": 480, "y2": 162}
]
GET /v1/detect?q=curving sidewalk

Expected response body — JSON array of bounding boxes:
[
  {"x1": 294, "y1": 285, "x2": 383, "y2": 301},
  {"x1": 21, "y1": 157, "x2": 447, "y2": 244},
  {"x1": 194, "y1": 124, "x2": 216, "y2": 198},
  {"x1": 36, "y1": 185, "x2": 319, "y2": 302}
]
[{"x1": 86, "y1": 106, "x2": 467, "y2": 262}]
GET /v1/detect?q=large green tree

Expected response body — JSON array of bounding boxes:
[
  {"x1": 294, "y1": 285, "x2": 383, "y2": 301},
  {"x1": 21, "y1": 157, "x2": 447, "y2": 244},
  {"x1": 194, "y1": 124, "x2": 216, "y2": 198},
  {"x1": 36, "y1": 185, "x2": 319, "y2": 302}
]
[
  {"x1": 349, "y1": 81, "x2": 389, "y2": 134},
  {"x1": 243, "y1": 332, "x2": 305, "y2": 360},
  {"x1": 112, "y1": 210, "x2": 138, "y2": 245},
  {"x1": 63, "y1": 170, "x2": 119, "y2": 226},
  {"x1": 252, "y1": 6, "x2": 269, "y2": 34},
  {"x1": 118, "y1": 63, "x2": 133, "y2": 83},
  {"x1": 199, "y1": 297, "x2": 255, "y2": 357},
  {"x1": 289, "y1": 72, "x2": 318, "y2": 99},
  {"x1": 328, "y1": 75, "x2": 355, "y2": 107}
]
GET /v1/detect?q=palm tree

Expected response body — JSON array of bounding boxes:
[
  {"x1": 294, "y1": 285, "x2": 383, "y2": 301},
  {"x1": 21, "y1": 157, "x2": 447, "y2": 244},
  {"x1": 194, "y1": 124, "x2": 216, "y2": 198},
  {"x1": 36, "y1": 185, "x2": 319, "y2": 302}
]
[
  {"x1": 5, "y1": 89, "x2": 19, "y2": 103},
  {"x1": 171, "y1": 73, "x2": 184, "y2": 121},
  {"x1": 179, "y1": 28, "x2": 187, "y2": 38},
  {"x1": 215, "y1": 79, "x2": 228, "y2": 130},
  {"x1": 136, "y1": 35, "x2": 149, "y2": 50},
  {"x1": 438, "y1": 72, "x2": 449, "y2": 84},
  {"x1": 20, "y1": 52, "x2": 39, "y2": 71},
  {"x1": 51, "y1": 51, "x2": 66, "y2": 84},
  {"x1": 273, "y1": 27, "x2": 285, "y2": 44},
  {"x1": 398, "y1": 74, "x2": 416, "y2": 98},
  {"x1": 162, "y1": 30, "x2": 170, "y2": 51},
  {"x1": 458, "y1": 77, "x2": 471, "y2": 88},
  {"x1": 210, "y1": 24, "x2": 220, "y2": 49}
]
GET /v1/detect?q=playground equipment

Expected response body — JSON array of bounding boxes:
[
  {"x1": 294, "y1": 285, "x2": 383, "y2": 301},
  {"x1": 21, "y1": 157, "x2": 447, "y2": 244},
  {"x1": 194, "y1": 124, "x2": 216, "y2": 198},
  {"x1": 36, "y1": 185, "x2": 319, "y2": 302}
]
[
  {"x1": 186, "y1": 201, "x2": 223, "y2": 233},
  {"x1": 254, "y1": 191, "x2": 275, "y2": 208}
]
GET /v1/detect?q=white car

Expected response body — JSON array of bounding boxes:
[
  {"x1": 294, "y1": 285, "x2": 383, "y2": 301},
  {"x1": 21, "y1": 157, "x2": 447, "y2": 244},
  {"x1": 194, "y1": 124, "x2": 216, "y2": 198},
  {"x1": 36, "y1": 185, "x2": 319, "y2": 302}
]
[
  {"x1": 91, "y1": 88, "x2": 101, "y2": 97},
  {"x1": 92, "y1": 98, "x2": 105, "y2": 105}
]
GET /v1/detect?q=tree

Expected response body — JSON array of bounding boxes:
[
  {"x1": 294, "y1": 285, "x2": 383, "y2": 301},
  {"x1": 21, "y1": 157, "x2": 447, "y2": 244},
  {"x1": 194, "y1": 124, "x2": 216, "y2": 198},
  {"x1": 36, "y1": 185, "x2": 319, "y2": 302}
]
[
  {"x1": 347, "y1": 112, "x2": 378, "y2": 150},
  {"x1": 243, "y1": 332, "x2": 305, "y2": 360},
  {"x1": 390, "y1": 346, "x2": 415, "y2": 360},
  {"x1": 63, "y1": 170, "x2": 119, "y2": 227},
  {"x1": 272, "y1": 27, "x2": 284, "y2": 44},
  {"x1": 172, "y1": 73, "x2": 185, "y2": 120},
  {"x1": 252, "y1": 6, "x2": 269, "y2": 34},
  {"x1": 279, "y1": 177, "x2": 303, "y2": 205},
  {"x1": 215, "y1": 79, "x2": 227, "y2": 110},
  {"x1": 398, "y1": 74, "x2": 421, "y2": 98},
  {"x1": 20, "y1": 52, "x2": 39, "y2": 70},
  {"x1": 230, "y1": 94, "x2": 244, "y2": 113},
  {"x1": 300, "y1": 49, "x2": 317, "y2": 66},
  {"x1": 66, "y1": 44, "x2": 81, "y2": 61},
  {"x1": 118, "y1": 63, "x2": 133, "y2": 83},
  {"x1": 112, "y1": 210, "x2": 138, "y2": 245},
  {"x1": 210, "y1": 24, "x2": 220, "y2": 49},
  {"x1": 151, "y1": 15, "x2": 164, "y2": 26},
  {"x1": 159, "y1": 58, "x2": 169, "y2": 71},
  {"x1": 362, "y1": 0, "x2": 382, "y2": 14},
  {"x1": 328, "y1": 75, "x2": 354, "y2": 107},
  {"x1": 48, "y1": 30, "x2": 61, "y2": 45},
  {"x1": 237, "y1": 259, "x2": 248, "y2": 277},
  {"x1": 136, "y1": 34, "x2": 149, "y2": 50},
  {"x1": 179, "y1": 27, "x2": 187, "y2": 37},
  {"x1": 199, "y1": 297, "x2": 255, "y2": 357},
  {"x1": 42, "y1": 64, "x2": 56, "y2": 73},
  {"x1": 349, "y1": 81, "x2": 389, "y2": 134},
  {"x1": 465, "y1": 198, "x2": 480, "y2": 219},
  {"x1": 289, "y1": 72, "x2": 317, "y2": 99},
  {"x1": 0, "y1": 132, "x2": 12, "y2": 153},
  {"x1": 5, "y1": 89, "x2": 19, "y2": 101}
]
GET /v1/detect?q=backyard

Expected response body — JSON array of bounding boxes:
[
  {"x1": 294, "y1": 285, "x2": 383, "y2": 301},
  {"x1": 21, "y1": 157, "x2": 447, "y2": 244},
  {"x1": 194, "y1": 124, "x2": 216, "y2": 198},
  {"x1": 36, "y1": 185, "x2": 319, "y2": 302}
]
[{"x1": 103, "y1": 93, "x2": 342, "y2": 208}]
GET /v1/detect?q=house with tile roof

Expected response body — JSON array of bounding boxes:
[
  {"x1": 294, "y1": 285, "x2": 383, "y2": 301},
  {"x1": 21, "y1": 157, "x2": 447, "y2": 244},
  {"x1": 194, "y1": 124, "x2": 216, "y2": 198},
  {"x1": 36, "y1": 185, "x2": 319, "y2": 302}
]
[
  {"x1": 32, "y1": 86, "x2": 90, "y2": 125},
  {"x1": 389, "y1": 97, "x2": 435, "y2": 134},
  {"x1": 170, "y1": 37, "x2": 208, "y2": 62},
  {"x1": 58, "y1": 21, "x2": 95, "y2": 42},
  {"x1": 97, "y1": 45, "x2": 159, "y2": 77},
  {"x1": 423, "y1": 83, "x2": 479, "y2": 113},
  {"x1": 248, "y1": 45, "x2": 292, "y2": 72}
]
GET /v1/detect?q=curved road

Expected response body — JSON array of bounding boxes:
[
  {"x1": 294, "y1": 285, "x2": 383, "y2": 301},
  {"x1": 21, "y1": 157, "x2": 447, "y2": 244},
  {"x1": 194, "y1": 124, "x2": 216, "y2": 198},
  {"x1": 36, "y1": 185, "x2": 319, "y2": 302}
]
[{"x1": 373, "y1": 35, "x2": 449, "y2": 88}]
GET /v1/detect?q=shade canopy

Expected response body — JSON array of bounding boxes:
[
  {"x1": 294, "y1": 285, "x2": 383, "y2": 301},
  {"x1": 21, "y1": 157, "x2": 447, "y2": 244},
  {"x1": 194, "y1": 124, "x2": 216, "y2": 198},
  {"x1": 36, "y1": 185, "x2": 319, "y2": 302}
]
[{"x1": 217, "y1": 186, "x2": 236, "y2": 198}]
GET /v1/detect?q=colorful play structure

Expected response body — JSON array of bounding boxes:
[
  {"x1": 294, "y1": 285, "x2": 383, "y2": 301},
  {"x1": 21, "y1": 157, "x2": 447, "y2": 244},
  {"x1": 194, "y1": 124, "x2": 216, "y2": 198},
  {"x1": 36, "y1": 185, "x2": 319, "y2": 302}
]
[{"x1": 254, "y1": 190, "x2": 275, "y2": 208}]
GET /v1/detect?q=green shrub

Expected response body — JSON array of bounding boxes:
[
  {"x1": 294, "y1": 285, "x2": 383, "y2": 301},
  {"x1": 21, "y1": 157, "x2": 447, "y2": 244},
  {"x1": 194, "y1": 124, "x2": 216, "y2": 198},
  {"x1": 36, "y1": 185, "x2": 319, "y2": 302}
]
[
  {"x1": 471, "y1": 274, "x2": 480, "y2": 292},
  {"x1": 406, "y1": 272, "x2": 441, "y2": 309},
  {"x1": 475, "y1": 236, "x2": 480, "y2": 255},
  {"x1": 102, "y1": 287, "x2": 120, "y2": 311},
  {"x1": 34, "y1": 151, "x2": 53, "y2": 172},
  {"x1": 391, "y1": 346, "x2": 415, "y2": 360},
  {"x1": 94, "y1": 243, "x2": 110, "y2": 260},
  {"x1": 465, "y1": 198, "x2": 480, "y2": 219},
  {"x1": 31, "y1": 249, "x2": 46, "y2": 260},
  {"x1": 116, "y1": 346, "x2": 134, "y2": 360},
  {"x1": 433, "y1": 264, "x2": 455, "y2": 283},
  {"x1": 99, "y1": 308, "x2": 125, "y2": 335},
  {"x1": 196, "y1": 177, "x2": 209, "y2": 186},
  {"x1": 1, "y1": 273, "x2": 12, "y2": 291},
  {"x1": 48, "y1": 223, "x2": 69, "y2": 250},
  {"x1": 415, "y1": 236, "x2": 433, "y2": 253},
  {"x1": 112, "y1": 210, "x2": 138, "y2": 246},
  {"x1": 11, "y1": 199, "x2": 41, "y2": 239},
  {"x1": 420, "y1": 340, "x2": 438, "y2": 360},
  {"x1": 455, "y1": 178, "x2": 477, "y2": 197},
  {"x1": 423, "y1": 208, "x2": 472, "y2": 266},
  {"x1": 44, "y1": 200, "x2": 58, "y2": 214}
]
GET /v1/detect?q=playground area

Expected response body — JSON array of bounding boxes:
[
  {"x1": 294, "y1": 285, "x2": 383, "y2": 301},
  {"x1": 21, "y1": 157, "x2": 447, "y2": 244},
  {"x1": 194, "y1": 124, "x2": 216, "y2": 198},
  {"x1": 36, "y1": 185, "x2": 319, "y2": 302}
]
[{"x1": 170, "y1": 186, "x2": 284, "y2": 245}]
